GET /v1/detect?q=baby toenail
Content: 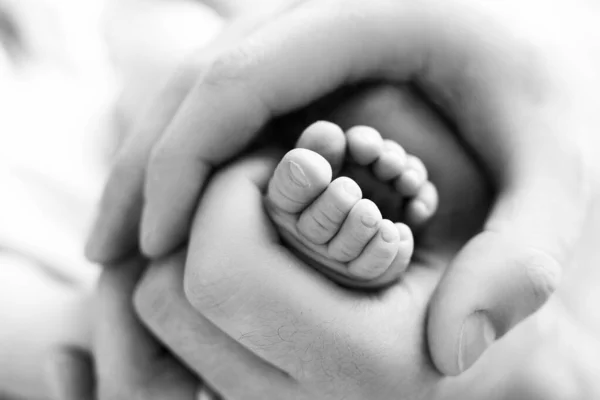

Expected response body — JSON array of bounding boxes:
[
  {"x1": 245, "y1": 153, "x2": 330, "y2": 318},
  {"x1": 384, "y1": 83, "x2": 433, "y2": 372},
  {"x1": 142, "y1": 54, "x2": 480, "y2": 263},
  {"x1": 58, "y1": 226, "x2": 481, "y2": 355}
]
[
  {"x1": 381, "y1": 227, "x2": 399, "y2": 243},
  {"x1": 288, "y1": 161, "x2": 310, "y2": 188},
  {"x1": 361, "y1": 215, "x2": 378, "y2": 227},
  {"x1": 343, "y1": 180, "x2": 361, "y2": 197}
]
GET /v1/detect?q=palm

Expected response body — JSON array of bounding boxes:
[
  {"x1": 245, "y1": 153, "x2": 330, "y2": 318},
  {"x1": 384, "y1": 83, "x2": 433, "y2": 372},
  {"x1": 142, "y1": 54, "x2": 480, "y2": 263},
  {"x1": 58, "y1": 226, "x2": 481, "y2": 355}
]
[{"x1": 253, "y1": 83, "x2": 593, "y2": 399}]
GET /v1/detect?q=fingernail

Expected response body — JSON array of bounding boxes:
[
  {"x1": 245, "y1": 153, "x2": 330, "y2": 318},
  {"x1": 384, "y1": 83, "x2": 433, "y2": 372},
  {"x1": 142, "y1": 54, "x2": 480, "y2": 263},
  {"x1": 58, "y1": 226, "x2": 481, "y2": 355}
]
[
  {"x1": 458, "y1": 311, "x2": 496, "y2": 373},
  {"x1": 288, "y1": 161, "x2": 310, "y2": 187}
]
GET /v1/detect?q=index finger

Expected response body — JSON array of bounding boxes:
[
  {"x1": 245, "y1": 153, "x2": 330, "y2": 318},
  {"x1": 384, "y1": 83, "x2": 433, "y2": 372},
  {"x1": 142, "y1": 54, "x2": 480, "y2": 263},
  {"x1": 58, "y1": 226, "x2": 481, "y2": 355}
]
[{"x1": 86, "y1": 3, "x2": 303, "y2": 263}]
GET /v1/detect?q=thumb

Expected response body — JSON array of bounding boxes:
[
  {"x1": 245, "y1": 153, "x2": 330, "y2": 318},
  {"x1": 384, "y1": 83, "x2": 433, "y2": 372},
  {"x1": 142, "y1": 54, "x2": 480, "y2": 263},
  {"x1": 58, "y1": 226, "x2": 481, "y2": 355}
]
[{"x1": 427, "y1": 154, "x2": 590, "y2": 375}]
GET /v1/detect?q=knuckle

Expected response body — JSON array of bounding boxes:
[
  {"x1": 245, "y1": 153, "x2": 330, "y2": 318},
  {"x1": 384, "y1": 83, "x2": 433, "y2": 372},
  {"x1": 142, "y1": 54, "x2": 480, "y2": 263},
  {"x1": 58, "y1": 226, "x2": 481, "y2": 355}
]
[
  {"x1": 203, "y1": 42, "x2": 257, "y2": 89},
  {"x1": 520, "y1": 249, "x2": 561, "y2": 305}
]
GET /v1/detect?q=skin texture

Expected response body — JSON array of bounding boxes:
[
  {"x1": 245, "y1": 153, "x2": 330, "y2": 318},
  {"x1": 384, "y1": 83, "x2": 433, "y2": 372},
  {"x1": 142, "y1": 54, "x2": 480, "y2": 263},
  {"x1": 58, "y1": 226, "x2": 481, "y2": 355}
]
[
  {"x1": 264, "y1": 122, "x2": 436, "y2": 288},
  {"x1": 83, "y1": 0, "x2": 596, "y2": 377}
]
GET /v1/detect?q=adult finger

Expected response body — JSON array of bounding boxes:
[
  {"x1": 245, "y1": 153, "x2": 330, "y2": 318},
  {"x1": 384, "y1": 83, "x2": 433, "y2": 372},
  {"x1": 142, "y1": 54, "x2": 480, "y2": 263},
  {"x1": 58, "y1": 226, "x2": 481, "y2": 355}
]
[
  {"x1": 134, "y1": 252, "x2": 304, "y2": 400},
  {"x1": 140, "y1": 0, "x2": 589, "y2": 373},
  {"x1": 94, "y1": 257, "x2": 198, "y2": 400},
  {"x1": 138, "y1": 1, "x2": 308, "y2": 257},
  {"x1": 86, "y1": 4, "x2": 300, "y2": 263},
  {"x1": 428, "y1": 163, "x2": 589, "y2": 375},
  {"x1": 138, "y1": 0, "x2": 426, "y2": 256},
  {"x1": 85, "y1": 61, "x2": 204, "y2": 263},
  {"x1": 139, "y1": 0, "x2": 563, "y2": 257},
  {"x1": 179, "y1": 152, "x2": 443, "y2": 400},
  {"x1": 423, "y1": 3, "x2": 591, "y2": 375}
]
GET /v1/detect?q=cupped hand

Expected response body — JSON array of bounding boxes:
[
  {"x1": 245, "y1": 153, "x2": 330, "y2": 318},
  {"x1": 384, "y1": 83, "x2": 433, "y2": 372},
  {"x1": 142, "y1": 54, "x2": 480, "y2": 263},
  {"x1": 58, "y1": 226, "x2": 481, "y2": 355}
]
[
  {"x1": 86, "y1": 0, "x2": 596, "y2": 374},
  {"x1": 134, "y1": 146, "x2": 475, "y2": 400},
  {"x1": 130, "y1": 85, "x2": 598, "y2": 398},
  {"x1": 54, "y1": 84, "x2": 600, "y2": 399}
]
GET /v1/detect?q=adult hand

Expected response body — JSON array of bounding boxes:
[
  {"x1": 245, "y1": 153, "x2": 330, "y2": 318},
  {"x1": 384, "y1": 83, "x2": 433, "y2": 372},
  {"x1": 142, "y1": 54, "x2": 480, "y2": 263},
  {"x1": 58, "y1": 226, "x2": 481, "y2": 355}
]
[
  {"x1": 87, "y1": 0, "x2": 299, "y2": 261},
  {"x1": 49, "y1": 254, "x2": 600, "y2": 400},
  {"x1": 47, "y1": 257, "x2": 222, "y2": 400},
  {"x1": 54, "y1": 84, "x2": 600, "y2": 399},
  {"x1": 129, "y1": 87, "x2": 598, "y2": 398},
  {"x1": 87, "y1": 0, "x2": 595, "y2": 374},
  {"x1": 133, "y1": 253, "x2": 600, "y2": 400}
]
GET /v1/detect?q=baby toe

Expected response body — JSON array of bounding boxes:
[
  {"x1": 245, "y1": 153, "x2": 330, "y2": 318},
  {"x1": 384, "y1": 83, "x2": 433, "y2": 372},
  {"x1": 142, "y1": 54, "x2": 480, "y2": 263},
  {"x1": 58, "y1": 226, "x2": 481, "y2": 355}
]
[
  {"x1": 392, "y1": 223, "x2": 414, "y2": 273},
  {"x1": 267, "y1": 148, "x2": 332, "y2": 214},
  {"x1": 372, "y1": 140, "x2": 408, "y2": 181},
  {"x1": 347, "y1": 126, "x2": 384, "y2": 165},
  {"x1": 347, "y1": 219, "x2": 400, "y2": 280},
  {"x1": 395, "y1": 155, "x2": 428, "y2": 196},
  {"x1": 297, "y1": 177, "x2": 362, "y2": 245},
  {"x1": 405, "y1": 181, "x2": 439, "y2": 227},
  {"x1": 328, "y1": 199, "x2": 382, "y2": 262}
]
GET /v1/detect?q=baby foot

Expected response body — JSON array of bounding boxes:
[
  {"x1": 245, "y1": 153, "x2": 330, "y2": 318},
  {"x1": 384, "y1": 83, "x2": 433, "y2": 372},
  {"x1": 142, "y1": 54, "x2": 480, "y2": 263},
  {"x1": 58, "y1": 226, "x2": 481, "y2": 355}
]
[{"x1": 265, "y1": 121, "x2": 438, "y2": 288}]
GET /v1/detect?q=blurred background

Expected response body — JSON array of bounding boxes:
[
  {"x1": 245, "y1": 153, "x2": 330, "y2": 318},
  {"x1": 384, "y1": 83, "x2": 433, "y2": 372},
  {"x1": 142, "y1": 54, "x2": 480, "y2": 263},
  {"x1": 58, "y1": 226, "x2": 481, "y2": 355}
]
[{"x1": 0, "y1": 0, "x2": 223, "y2": 398}]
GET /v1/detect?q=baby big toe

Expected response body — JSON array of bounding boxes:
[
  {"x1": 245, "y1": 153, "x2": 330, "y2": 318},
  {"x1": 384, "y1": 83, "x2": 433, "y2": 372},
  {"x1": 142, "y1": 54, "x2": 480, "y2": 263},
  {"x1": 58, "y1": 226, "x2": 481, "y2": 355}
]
[
  {"x1": 267, "y1": 148, "x2": 332, "y2": 215},
  {"x1": 328, "y1": 199, "x2": 382, "y2": 262},
  {"x1": 297, "y1": 177, "x2": 362, "y2": 245},
  {"x1": 296, "y1": 121, "x2": 347, "y2": 174},
  {"x1": 406, "y1": 181, "x2": 439, "y2": 227}
]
